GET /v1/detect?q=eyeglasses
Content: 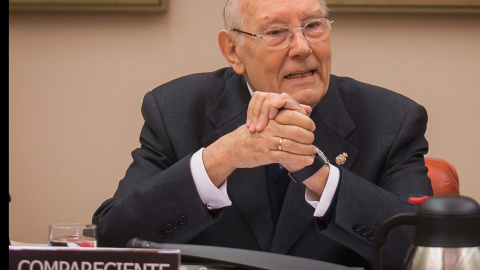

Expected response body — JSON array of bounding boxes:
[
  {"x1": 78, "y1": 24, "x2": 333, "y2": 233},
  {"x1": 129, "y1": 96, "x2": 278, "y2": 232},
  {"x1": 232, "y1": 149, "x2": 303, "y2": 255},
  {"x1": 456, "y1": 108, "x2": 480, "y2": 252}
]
[{"x1": 232, "y1": 18, "x2": 334, "y2": 49}]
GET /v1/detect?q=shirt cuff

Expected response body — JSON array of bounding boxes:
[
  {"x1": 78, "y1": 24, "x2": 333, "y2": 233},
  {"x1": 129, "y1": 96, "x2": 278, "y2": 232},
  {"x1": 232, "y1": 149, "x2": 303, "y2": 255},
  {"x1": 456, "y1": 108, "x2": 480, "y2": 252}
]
[
  {"x1": 190, "y1": 148, "x2": 232, "y2": 209},
  {"x1": 305, "y1": 164, "x2": 340, "y2": 217}
]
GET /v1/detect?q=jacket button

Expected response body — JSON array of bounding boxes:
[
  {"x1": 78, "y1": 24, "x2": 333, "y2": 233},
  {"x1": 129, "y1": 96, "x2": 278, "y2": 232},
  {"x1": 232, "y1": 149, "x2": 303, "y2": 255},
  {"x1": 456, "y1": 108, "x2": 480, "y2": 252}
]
[
  {"x1": 179, "y1": 215, "x2": 188, "y2": 225},
  {"x1": 359, "y1": 226, "x2": 368, "y2": 236},
  {"x1": 367, "y1": 230, "x2": 375, "y2": 240},
  {"x1": 165, "y1": 224, "x2": 173, "y2": 234},
  {"x1": 172, "y1": 219, "x2": 180, "y2": 229},
  {"x1": 352, "y1": 222, "x2": 362, "y2": 232}
]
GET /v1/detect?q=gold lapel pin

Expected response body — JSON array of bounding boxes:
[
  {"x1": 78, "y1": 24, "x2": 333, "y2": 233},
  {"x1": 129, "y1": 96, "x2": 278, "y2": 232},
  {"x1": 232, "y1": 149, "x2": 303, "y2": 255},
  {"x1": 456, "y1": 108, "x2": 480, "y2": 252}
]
[{"x1": 335, "y1": 152, "x2": 348, "y2": 165}]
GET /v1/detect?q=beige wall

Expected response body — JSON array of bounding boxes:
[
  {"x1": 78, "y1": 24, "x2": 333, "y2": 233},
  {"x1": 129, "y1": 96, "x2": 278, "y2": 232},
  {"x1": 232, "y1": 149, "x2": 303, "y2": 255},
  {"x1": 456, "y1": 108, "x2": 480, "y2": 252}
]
[{"x1": 9, "y1": 1, "x2": 480, "y2": 244}]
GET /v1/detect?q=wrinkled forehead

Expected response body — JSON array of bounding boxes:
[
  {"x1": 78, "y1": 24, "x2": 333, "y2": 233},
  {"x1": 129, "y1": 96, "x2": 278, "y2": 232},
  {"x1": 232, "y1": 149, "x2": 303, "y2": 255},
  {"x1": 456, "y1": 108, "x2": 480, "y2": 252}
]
[{"x1": 240, "y1": 0, "x2": 324, "y2": 27}]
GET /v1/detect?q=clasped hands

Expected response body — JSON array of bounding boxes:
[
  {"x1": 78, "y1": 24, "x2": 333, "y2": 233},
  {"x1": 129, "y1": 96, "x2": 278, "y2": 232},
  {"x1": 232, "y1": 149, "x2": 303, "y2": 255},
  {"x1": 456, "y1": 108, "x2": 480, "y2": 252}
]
[
  {"x1": 245, "y1": 91, "x2": 317, "y2": 173},
  {"x1": 203, "y1": 91, "x2": 328, "y2": 194}
]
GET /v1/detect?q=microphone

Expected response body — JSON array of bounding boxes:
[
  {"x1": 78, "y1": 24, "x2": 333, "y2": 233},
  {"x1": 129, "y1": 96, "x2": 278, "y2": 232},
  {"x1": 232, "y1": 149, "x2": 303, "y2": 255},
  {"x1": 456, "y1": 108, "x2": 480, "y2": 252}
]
[{"x1": 126, "y1": 238, "x2": 152, "y2": 248}]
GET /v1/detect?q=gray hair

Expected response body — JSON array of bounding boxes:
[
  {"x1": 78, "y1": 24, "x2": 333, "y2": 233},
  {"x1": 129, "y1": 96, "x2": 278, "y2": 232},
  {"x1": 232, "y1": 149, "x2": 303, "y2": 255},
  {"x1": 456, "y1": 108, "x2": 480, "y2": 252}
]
[{"x1": 223, "y1": 0, "x2": 329, "y2": 31}]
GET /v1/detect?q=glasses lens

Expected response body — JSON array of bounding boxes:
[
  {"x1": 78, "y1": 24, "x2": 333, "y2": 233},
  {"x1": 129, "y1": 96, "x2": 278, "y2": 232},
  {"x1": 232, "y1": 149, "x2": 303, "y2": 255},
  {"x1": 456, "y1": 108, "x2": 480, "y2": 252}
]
[
  {"x1": 304, "y1": 19, "x2": 331, "y2": 42},
  {"x1": 262, "y1": 28, "x2": 290, "y2": 48}
]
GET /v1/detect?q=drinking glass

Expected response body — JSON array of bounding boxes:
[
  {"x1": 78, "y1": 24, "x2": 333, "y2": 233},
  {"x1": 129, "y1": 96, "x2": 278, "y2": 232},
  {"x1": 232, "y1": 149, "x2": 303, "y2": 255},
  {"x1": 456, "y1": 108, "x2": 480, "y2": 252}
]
[{"x1": 48, "y1": 223, "x2": 97, "y2": 247}]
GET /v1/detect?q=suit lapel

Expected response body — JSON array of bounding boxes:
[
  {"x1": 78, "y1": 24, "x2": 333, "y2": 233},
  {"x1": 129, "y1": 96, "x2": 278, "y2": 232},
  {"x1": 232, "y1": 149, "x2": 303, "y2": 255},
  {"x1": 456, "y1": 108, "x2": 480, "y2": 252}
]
[
  {"x1": 201, "y1": 73, "x2": 249, "y2": 146},
  {"x1": 312, "y1": 81, "x2": 359, "y2": 170},
  {"x1": 200, "y1": 76, "x2": 276, "y2": 251}
]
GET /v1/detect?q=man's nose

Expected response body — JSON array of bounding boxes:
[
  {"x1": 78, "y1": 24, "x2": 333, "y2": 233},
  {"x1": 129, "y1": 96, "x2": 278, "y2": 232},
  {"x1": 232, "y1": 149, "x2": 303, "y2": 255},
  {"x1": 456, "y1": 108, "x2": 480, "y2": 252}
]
[{"x1": 288, "y1": 28, "x2": 312, "y2": 58}]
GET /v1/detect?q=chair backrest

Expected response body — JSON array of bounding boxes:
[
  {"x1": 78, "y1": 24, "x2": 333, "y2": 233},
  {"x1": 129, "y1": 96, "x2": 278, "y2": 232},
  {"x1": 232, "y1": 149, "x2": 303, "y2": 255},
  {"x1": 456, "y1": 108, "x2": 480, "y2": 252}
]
[{"x1": 425, "y1": 157, "x2": 459, "y2": 195}]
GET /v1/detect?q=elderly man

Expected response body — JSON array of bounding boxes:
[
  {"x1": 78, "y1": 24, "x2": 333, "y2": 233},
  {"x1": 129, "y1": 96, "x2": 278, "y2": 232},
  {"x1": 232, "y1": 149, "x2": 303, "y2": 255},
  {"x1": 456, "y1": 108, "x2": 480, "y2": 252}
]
[{"x1": 93, "y1": 0, "x2": 433, "y2": 269}]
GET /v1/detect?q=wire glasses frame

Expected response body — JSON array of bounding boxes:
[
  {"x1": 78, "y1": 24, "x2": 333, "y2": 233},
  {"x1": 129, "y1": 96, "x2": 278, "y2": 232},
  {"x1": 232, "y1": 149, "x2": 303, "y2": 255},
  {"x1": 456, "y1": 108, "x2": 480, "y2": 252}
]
[{"x1": 232, "y1": 18, "x2": 334, "y2": 49}]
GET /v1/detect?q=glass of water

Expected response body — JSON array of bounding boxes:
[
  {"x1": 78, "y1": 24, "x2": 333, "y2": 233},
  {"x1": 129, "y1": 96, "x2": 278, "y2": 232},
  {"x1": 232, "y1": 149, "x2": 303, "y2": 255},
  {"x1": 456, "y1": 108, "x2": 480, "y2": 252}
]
[{"x1": 48, "y1": 223, "x2": 97, "y2": 247}]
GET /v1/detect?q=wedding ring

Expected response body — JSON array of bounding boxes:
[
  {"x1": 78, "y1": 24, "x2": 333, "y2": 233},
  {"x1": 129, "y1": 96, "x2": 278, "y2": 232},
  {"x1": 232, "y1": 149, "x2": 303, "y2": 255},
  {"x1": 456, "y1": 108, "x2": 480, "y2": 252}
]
[{"x1": 278, "y1": 138, "x2": 283, "y2": 151}]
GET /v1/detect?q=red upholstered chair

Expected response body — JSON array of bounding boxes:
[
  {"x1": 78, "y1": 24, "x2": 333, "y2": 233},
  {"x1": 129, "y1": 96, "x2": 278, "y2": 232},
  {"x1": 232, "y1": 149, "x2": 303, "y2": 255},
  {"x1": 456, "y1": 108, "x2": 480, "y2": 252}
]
[{"x1": 425, "y1": 157, "x2": 460, "y2": 195}]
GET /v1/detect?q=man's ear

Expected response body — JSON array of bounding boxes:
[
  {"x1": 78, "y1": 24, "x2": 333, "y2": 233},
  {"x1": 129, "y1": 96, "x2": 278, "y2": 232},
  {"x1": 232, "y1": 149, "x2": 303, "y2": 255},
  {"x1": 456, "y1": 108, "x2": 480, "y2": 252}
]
[{"x1": 218, "y1": 30, "x2": 245, "y2": 75}]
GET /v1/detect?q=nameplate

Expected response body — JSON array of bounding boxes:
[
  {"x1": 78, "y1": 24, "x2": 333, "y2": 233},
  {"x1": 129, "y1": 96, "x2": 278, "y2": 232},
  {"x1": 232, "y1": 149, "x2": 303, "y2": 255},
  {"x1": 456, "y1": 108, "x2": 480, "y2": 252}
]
[{"x1": 9, "y1": 246, "x2": 180, "y2": 270}]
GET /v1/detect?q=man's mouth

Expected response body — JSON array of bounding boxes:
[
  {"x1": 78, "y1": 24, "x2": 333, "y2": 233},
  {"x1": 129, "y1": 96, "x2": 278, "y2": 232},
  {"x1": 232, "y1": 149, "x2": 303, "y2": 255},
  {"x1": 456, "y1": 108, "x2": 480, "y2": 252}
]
[{"x1": 285, "y1": 70, "x2": 314, "y2": 79}]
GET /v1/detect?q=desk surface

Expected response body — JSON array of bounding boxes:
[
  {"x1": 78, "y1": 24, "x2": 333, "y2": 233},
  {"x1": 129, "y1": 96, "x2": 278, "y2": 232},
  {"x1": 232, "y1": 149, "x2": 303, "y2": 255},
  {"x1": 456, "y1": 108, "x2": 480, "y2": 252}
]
[{"x1": 133, "y1": 240, "x2": 363, "y2": 270}]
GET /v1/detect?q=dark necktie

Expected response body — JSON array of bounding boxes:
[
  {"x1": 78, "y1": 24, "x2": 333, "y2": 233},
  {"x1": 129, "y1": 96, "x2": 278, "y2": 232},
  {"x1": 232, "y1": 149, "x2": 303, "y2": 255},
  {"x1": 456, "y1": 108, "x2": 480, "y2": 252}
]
[{"x1": 267, "y1": 163, "x2": 290, "y2": 225}]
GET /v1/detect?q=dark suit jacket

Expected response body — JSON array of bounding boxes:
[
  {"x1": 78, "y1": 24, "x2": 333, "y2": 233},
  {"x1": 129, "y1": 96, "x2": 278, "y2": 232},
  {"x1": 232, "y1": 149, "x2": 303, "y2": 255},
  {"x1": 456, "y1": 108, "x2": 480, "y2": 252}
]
[{"x1": 93, "y1": 67, "x2": 433, "y2": 269}]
